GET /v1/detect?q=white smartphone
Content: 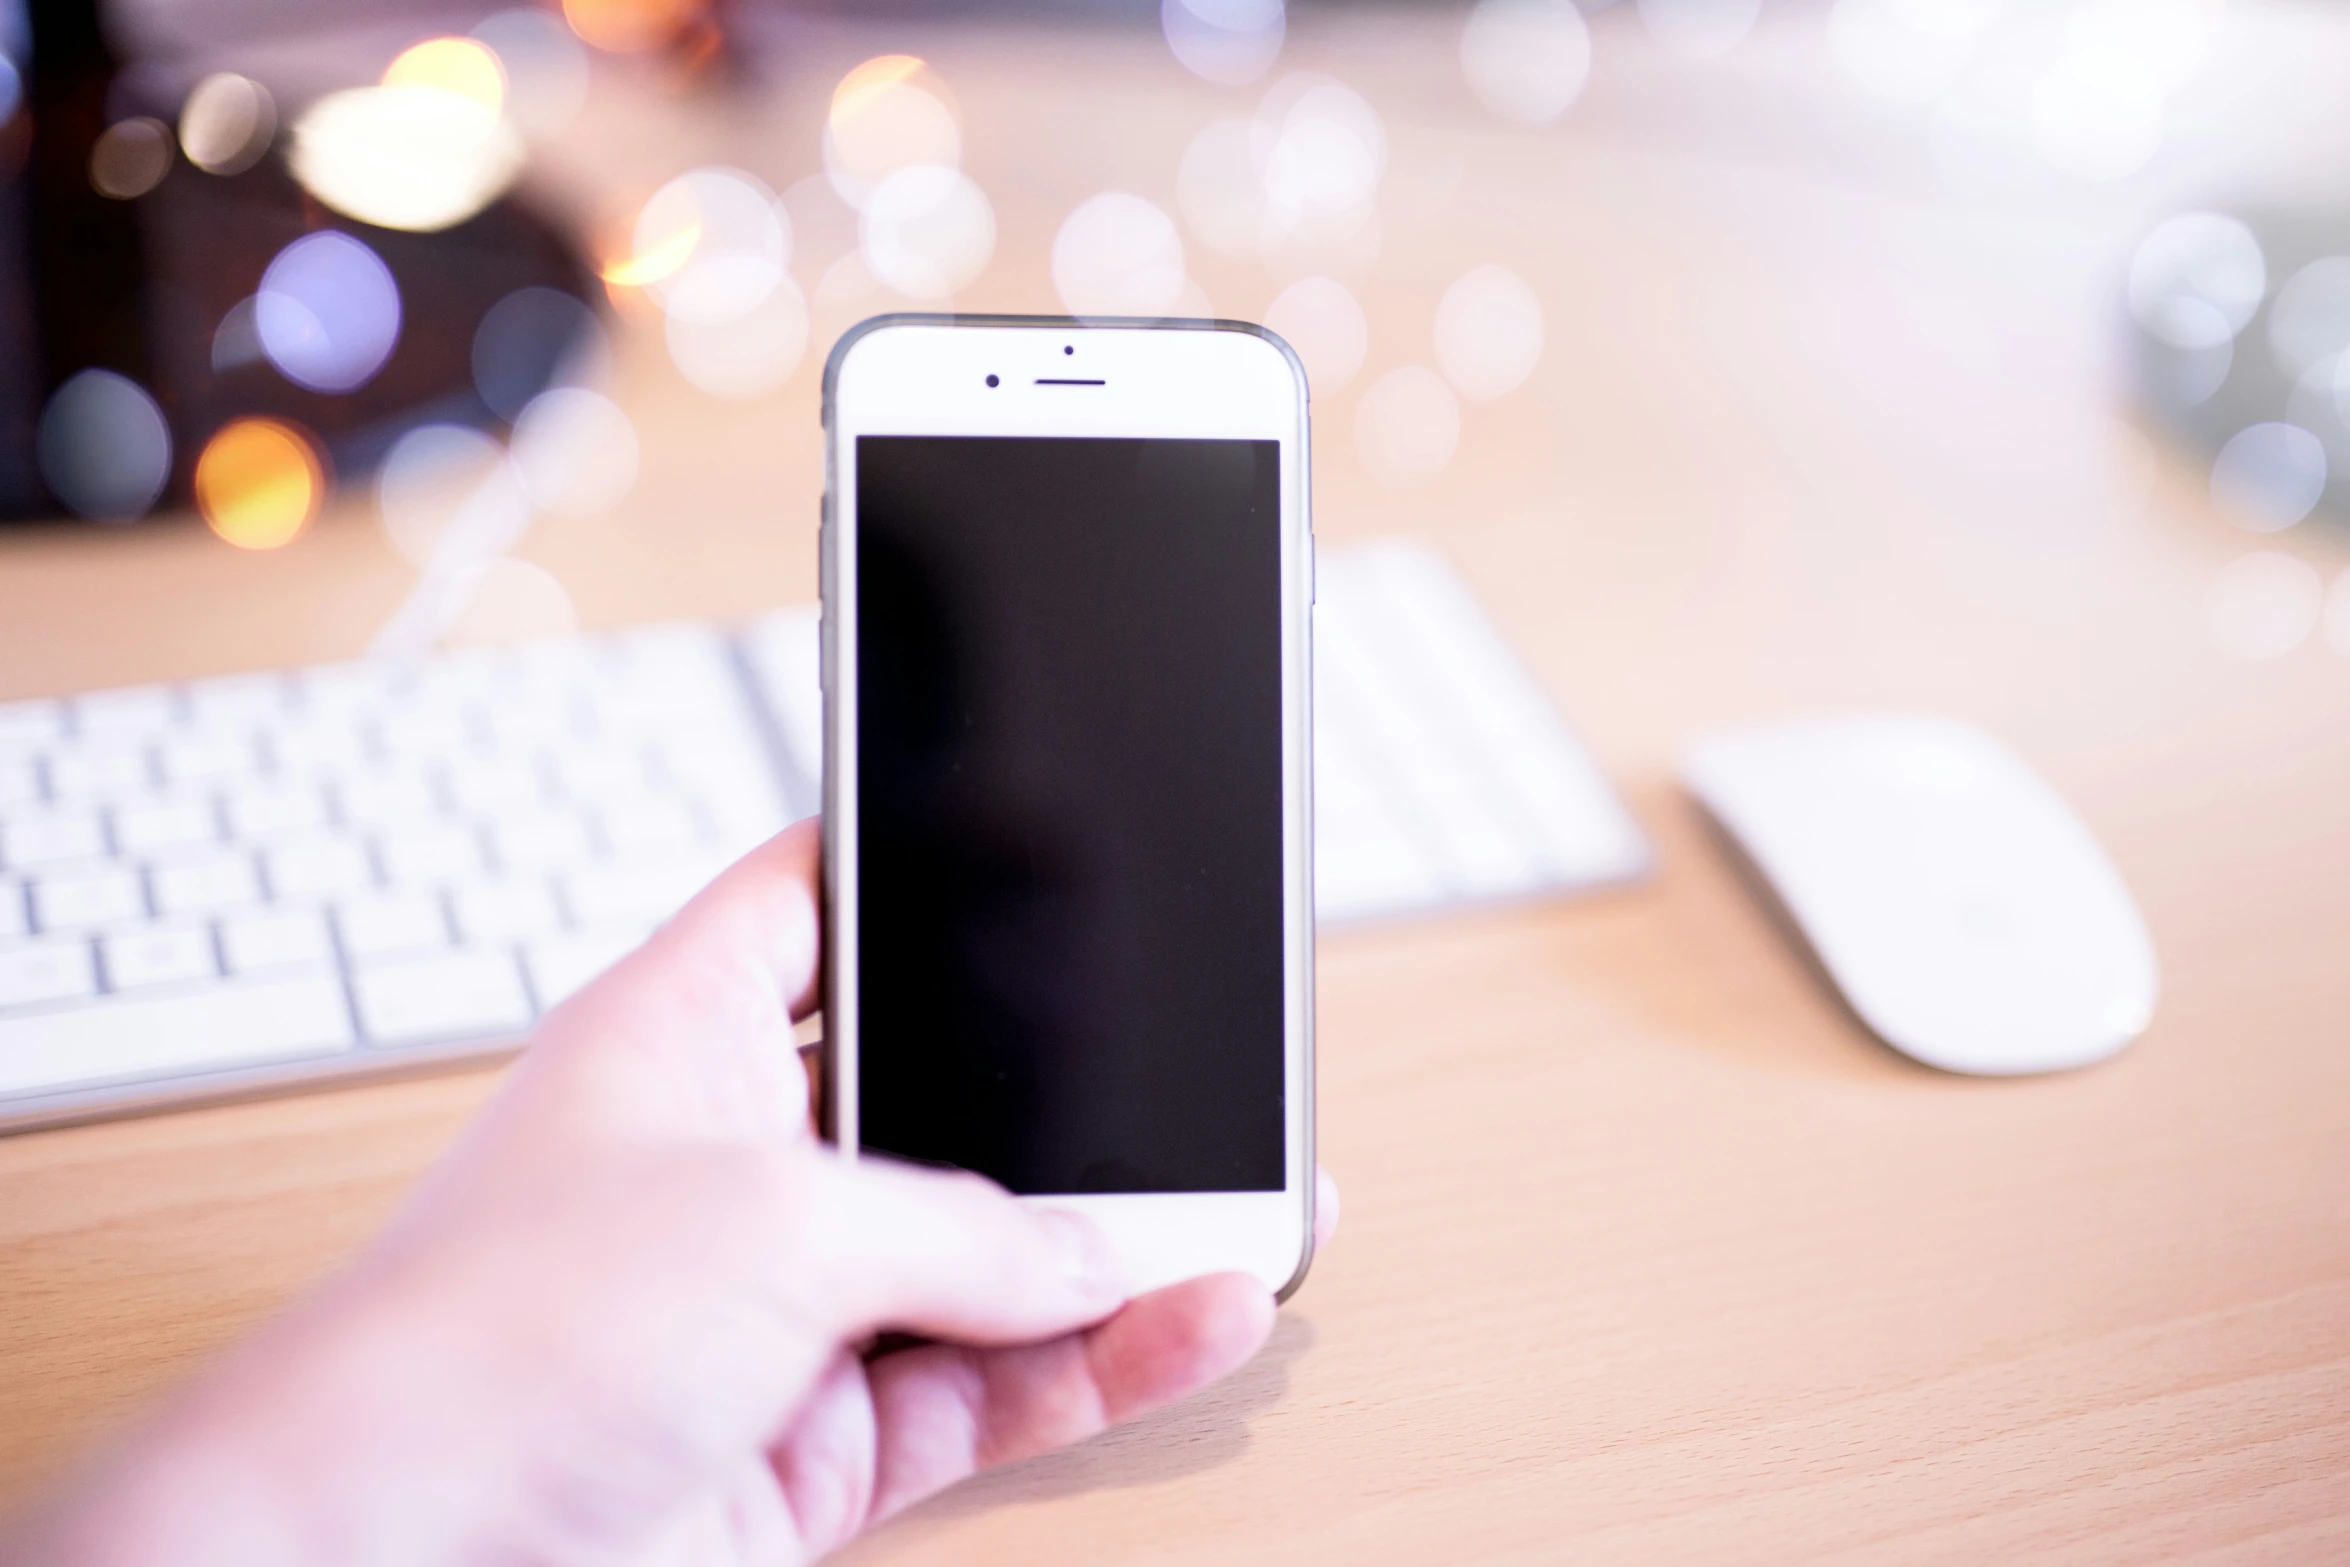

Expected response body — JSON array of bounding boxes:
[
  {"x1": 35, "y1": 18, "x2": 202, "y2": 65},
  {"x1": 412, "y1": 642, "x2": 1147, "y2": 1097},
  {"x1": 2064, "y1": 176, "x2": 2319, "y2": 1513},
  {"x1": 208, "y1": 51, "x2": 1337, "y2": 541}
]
[{"x1": 819, "y1": 315, "x2": 1316, "y2": 1300}]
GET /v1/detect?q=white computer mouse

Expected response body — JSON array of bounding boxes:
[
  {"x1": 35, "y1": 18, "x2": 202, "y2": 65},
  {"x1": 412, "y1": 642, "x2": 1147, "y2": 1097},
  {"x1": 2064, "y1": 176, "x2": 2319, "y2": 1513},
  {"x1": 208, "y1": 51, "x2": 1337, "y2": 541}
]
[{"x1": 1681, "y1": 712, "x2": 2158, "y2": 1076}]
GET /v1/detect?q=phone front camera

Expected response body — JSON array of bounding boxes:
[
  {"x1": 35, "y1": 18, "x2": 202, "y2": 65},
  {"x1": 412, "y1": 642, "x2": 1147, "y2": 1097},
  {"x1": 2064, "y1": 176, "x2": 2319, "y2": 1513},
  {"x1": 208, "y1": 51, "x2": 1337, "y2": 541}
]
[
  {"x1": 985, "y1": 374, "x2": 1000, "y2": 387},
  {"x1": 1063, "y1": 345, "x2": 1075, "y2": 355}
]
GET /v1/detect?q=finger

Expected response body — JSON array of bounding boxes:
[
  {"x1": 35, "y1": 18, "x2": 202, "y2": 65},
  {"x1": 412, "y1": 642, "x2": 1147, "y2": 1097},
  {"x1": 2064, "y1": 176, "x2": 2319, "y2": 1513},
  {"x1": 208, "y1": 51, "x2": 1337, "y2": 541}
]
[
  {"x1": 639, "y1": 817, "x2": 825, "y2": 1023},
  {"x1": 522, "y1": 821, "x2": 823, "y2": 1140},
  {"x1": 770, "y1": 1351, "x2": 877, "y2": 1560},
  {"x1": 862, "y1": 1272, "x2": 1275, "y2": 1523},
  {"x1": 799, "y1": 1155, "x2": 1127, "y2": 1345},
  {"x1": 548, "y1": 819, "x2": 822, "y2": 1049}
]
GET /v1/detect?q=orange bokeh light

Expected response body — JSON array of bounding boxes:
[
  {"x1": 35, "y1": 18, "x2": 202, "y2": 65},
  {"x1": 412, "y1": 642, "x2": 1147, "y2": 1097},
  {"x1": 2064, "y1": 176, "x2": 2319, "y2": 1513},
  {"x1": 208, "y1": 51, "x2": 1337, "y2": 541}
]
[
  {"x1": 196, "y1": 418, "x2": 324, "y2": 550},
  {"x1": 562, "y1": 0, "x2": 704, "y2": 55}
]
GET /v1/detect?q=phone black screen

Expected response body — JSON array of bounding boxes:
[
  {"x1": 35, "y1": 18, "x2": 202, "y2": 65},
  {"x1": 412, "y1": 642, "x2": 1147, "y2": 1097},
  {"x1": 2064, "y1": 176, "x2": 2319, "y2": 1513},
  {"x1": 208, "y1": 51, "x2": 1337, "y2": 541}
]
[{"x1": 853, "y1": 435, "x2": 1286, "y2": 1195}]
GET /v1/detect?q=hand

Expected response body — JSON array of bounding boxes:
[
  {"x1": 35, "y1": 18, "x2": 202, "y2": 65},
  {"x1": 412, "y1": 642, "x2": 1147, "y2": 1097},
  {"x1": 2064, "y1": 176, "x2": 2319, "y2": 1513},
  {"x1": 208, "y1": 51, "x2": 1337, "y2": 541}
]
[{"x1": 9, "y1": 821, "x2": 1336, "y2": 1566}]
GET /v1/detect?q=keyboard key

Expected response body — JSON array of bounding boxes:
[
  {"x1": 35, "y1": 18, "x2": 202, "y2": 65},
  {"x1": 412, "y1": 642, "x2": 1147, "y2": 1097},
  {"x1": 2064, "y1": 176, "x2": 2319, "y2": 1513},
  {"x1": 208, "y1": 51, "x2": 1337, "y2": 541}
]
[
  {"x1": 558, "y1": 747, "x2": 661, "y2": 807},
  {"x1": 489, "y1": 811, "x2": 593, "y2": 870},
  {"x1": 187, "y1": 670, "x2": 293, "y2": 726},
  {"x1": 271, "y1": 723, "x2": 371, "y2": 778},
  {"x1": 563, "y1": 856, "x2": 723, "y2": 930},
  {"x1": 160, "y1": 733, "x2": 257, "y2": 785},
  {"x1": 113, "y1": 796, "x2": 220, "y2": 854},
  {"x1": 264, "y1": 835, "x2": 374, "y2": 898},
  {"x1": 226, "y1": 782, "x2": 330, "y2": 841},
  {"x1": 0, "y1": 973, "x2": 353, "y2": 1096},
  {"x1": 0, "y1": 940, "x2": 97, "y2": 1010},
  {"x1": 102, "y1": 926, "x2": 216, "y2": 990},
  {"x1": 337, "y1": 889, "x2": 448, "y2": 957},
  {"x1": 378, "y1": 709, "x2": 476, "y2": 758},
  {"x1": 75, "y1": 685, "x2": 177, "y2": 735},
  {"x1": 1, "y1": 808, "x2": 107, "y2": 870},
  {"x1": 47, "y1": 746, "x2": 154, "y2": 797},
  {"x1": 378, "y1": 823, "x2": 483, "y2": 886},
  {"x1": 0, "y1": 756, "x2": 39, "y2": 808},
  {"x1": 525, "y1": 927, "x2": 645, "y2": 1007},
  {"x1": 301, "y1": 659, "x2": 395, "y2": 716},
  {"x1": 450, "y1": 877, "x2": 562, "y2": 943},
  {"x1": 444, "y1": 759, "x2": 548, "y2": 816},
  {"x1": 221, "y1": 908, "x2": 334, "y2": 974},
  {"x1": 31, "y1": 867, "x2": 145, "y2": 932},
  {"x1": 0, "y1": 884, "x2": 25, "y2": 941},
  {"x1": 351, "y1": 950, "x2": 531, "y2": 1045},
  {"x1": 598, "y1": 798, "x2": 704, "y2": 857},
  {"x1": 741, "y1": 606, "x2": 822, "y2": 802},
  {"x1": 0, "y1": 699, "x2": 63, "y2": 748},
  {"x1": 340, "y1": 772, "x2": 443, "y2": 830},
  {"x1": 151, "y1": 851, "x2": 262, "y2": 916}
]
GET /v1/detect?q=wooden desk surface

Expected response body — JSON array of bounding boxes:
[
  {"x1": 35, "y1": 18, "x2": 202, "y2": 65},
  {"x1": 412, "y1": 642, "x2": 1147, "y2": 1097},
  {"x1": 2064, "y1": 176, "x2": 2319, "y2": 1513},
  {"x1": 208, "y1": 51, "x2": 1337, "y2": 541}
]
[{"x1": 5, "y1": 10, "x2": 2349, "y2": 1561}]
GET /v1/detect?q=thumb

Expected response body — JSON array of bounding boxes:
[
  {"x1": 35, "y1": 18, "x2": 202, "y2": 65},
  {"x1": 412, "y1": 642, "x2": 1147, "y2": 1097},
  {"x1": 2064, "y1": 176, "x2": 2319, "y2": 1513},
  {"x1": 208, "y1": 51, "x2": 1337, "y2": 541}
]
[
  {"x1": 799, "y1": 1154, "x2": 1130, "y2": 1344},
  {"x1": 634, "y1": 817, "x2": 825, "y2": 1024},
  {"x1": 520, "y1": 820, "x2": 823, "y2": 1142}
]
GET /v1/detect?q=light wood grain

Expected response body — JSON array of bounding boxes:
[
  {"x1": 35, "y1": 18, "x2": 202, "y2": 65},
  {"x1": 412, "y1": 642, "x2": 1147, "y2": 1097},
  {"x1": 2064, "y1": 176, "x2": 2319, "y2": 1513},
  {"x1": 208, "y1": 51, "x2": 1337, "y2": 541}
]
[{"x1": 5, "y1": 9, "x2": 2349, "y2": 1561}]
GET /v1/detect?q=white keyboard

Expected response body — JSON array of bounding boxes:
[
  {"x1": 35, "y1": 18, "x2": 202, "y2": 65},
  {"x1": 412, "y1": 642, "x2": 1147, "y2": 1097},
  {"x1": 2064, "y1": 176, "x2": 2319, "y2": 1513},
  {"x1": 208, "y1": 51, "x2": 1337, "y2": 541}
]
[{"x1": 0, "y1": 540, "x2": 1645, "y2": 1133}]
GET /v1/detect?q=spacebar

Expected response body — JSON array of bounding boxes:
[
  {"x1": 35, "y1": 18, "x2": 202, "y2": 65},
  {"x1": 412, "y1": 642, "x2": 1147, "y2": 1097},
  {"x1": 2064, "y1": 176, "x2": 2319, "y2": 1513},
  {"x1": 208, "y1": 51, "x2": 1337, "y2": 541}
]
[{"x1": 0, "y1": 975, "x2": 357, "y2": 1097}]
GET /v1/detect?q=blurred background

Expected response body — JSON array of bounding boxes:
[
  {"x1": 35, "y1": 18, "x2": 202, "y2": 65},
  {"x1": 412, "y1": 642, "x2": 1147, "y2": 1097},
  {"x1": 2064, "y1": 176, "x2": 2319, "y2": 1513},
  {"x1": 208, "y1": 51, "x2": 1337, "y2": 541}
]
[
  {"x1": 3, "y1": 0, "x2": 2349, "y2": 678},
  {"x1": 8, "y1": 2, "x2": 2350, "y2": 1537}
]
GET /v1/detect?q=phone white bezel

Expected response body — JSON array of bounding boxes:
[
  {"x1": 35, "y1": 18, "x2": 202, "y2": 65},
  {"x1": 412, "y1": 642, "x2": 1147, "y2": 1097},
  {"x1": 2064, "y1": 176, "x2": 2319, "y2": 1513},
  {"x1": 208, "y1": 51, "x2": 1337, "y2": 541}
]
[{"x1": 820, "y1": 315, "x2": 1315, "y2": 1300}]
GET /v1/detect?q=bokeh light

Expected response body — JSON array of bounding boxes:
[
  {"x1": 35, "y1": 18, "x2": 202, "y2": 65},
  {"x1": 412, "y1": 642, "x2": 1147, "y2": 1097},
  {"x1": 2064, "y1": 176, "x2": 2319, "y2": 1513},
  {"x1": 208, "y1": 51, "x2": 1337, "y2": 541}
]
[
  {"x1": 474, "y1": 287, "x2": 611, "y2": 423},
  {"x1": 1354, "y1": 366, "x2": 1461, "y2": 489},
  {"x1": 1460, "y1": 0, "x2": 1591, "y2": 127},
  {"x1": 36, "y1": 370, "x2": 172, "y2": 522},
  {"x1": 2206, "y1": 551, "x2": 2321, "y2": 661},
  {"x1": 2079, "y1": 0, "x2": 2211, "y2": 95},
  {"x1": 2031, "y1": 52, "x2": 2163, "y2": 182},
  {"x1": 1826, "y1": 0, "x2": 1992, "y2": 107},
  {"x1": 289, "y1": 82, "x2": 524, "y2": 232},
  {"x1": 2210, "y1": 423, "x2": 2328, "y2": 534},
  {"x1": 378, "y1": 423, "x2": 530, "y2": 567},
  {"x1": 211, "y1": 296, "x2": 262, "y2": 373},
  {"x1": 2266, "y1": 257, "x2": 2350, "y2": 382},
  {"x1": 1177, "y1": 118, "x2": 1265, "y2": 258},
  {"x1": 178, "y1": 74, "x2": 276, "y2": 175},
  {"x1": 1252, "y1": 74, "x2": 1384, "y2": 251},
  {"x1": 2127, "y1": 213, "x2": 2265, "y2": 352},
  {"x1": 1163, "y1": 0, "x2": 1285, "y2": 88},
  {"x1": 472, "y1": 9, "x2": 591, "y2": 144},
  {"x1": 813, "y1": 252, "x2": 881, "y2": 319},
  {"x1": 88, "y1": 118, "x2": 171, "y2": 200},
  {"x1": 782, "y1": 174, "x2": 861, "y2": 282},
  {"x1": 1264, "y1": 275, "x2": 1367, "y2": 394},
  {"x1": 1637, "y1": 0, "x2": 1760, "y2": 60},
  {"x1": 1054, "y1": 192, "x2": 1187, "y2": 319},
  {"x1": 632, "y1": 167, "x2": 789, "y2": 324},
  {"x1": 1435, "y1": 264, "x2": 1544, "y2": 402},
  {"x1": 195, "y1": 418, "x2": 323, "y2": 551},
  {"x1": 383, "y1": 37, "x2": 506, "y2": 114},
  {"x1": 510, "y1": 388, "x2": 638, "y2": 516},
  {"x1": 860, "y1": 164, "x2": 995, "y2": 299},
  {"x1": 2283, "y1": 356, "x2": 2350, "y2": 496},
  {"x1": 601, "y1": 218, "x2": 700, "y2": 290},
  {"x1": 825, "y1": 56, "x2": 960, "y2": 209},
  {"x1": 2325, "y1": 568, "x2": 2350, "y2": 658},
  {"x1": 257, "y1": 230, "x2": 402, "y2": 393},
  {"x1": 666, "y1": 280, "x2": 809, "y2": 398},
  {"x1": 562, "y1": 0, "x2": 702, "y2": 55}
]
